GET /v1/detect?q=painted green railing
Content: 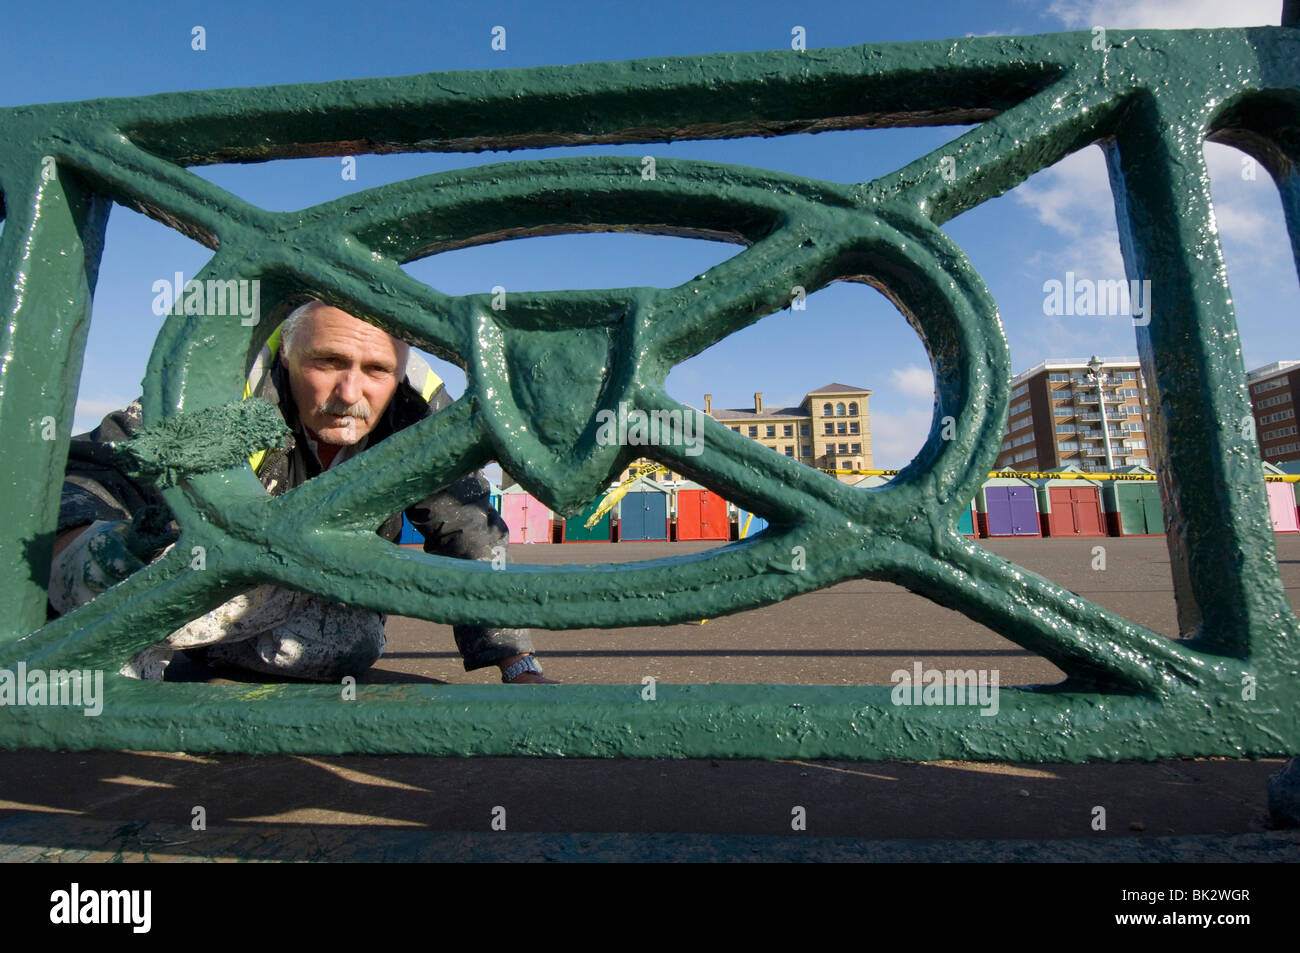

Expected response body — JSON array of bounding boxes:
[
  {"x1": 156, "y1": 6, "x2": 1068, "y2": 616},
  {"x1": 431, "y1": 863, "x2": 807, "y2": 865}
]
[{"x1": 1, "y1": 25, "x2": 1298, "y2": 758}]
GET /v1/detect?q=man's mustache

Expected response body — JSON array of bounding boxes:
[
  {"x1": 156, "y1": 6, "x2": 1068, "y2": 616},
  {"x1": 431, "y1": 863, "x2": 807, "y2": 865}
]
[{"x1": 317, "y1": 398, "x2": 372, "y2": 419}]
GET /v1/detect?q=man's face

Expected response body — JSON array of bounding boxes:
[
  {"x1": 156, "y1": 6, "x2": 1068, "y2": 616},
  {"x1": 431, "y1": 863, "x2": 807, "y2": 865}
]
[{"x1": 281, "y1": 306, "x2": 405, "y2": 446}]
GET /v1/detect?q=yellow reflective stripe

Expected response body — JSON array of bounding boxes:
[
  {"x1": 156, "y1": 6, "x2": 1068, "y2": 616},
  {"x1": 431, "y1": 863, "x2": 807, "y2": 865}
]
[
  {"x1": 421, "y1": 368, "x2": 441, "y2": 402},
  {"x1": 246, "y1": 327, "x2": 284, "y2": 473}
]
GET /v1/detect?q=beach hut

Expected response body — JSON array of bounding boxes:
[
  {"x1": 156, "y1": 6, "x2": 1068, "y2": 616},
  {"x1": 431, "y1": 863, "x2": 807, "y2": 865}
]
[
  {"x1": 397, "y1": 514, "x2": 425, "y2": 546},
  {"x1": 1276, "y1": 461, "x2": 1300, "y2": 528},
  {"x1": 977, "y1": 475, "x2": 1041, "y2": 537},
  {"x1": 673, "y1": 481, "x2": 730, "y2": 541},
  {"x1": 1263, "y1": 462, "x2": 1300, "y2": 533},
  {"x1": 500, "y1": 484, "x2": 553, "y2": 543},
  {"x1": 733, "y1": 506, "x2": 770, "y2": 539},
  {"x1": 617, "y1": 477, "x2": 670, "y2": 541},
  {"x1": 1032, "y1": 465, "x2": 1106, "y2": 538},
  {"x1": 1101, "y1": 465, "x2": 1165, "y2": 536},
  {"x1": 561, "y1": 496, "x2": 613, "y2": 542}
]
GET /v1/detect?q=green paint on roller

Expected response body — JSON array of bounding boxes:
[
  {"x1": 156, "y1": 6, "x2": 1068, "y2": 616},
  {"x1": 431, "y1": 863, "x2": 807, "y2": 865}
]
[{"x1": 113, "y1": 399, "x2": 290, "y2": 487}]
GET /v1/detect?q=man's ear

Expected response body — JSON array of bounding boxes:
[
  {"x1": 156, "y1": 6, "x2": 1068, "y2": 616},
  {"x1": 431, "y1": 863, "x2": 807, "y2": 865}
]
[{"x1": 278, "y1": 348, "x2": 289, "y2": 369}]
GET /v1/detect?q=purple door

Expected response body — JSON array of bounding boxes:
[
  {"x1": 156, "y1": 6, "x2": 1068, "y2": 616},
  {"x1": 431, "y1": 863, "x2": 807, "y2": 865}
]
[{"x1": 986, "y1": 486, "x2": 1039, "y2": 536}]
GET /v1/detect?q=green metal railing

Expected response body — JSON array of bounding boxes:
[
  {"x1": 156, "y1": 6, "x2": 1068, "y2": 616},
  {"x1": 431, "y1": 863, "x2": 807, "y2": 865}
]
[{"x1": 1, "y1": 25, "x2": 1297, "y2": 758}]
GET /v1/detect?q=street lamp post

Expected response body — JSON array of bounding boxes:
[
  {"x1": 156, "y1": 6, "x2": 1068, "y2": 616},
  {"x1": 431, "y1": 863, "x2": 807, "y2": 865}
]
[{"x1": 1087, "y1": 355, "x2": 1116, "y2": 472}]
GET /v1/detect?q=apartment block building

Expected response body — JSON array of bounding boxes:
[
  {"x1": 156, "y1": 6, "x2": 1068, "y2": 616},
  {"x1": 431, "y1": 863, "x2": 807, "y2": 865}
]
[
  {"x1": 618, "y1": 382, "x2": 873, "y2": 485},
  {"x1": 993, "y1": 358, "x2": 1152, "y2": 472},
  {"x1": 1247, "y1": 361, "x2": 1300, "y2": 464}
]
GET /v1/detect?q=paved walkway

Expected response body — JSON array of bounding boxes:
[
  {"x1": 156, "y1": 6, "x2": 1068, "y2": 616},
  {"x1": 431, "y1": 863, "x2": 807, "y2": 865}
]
[{"x1": 2, "y1": 536, "x2": 1297, "y2": 860}]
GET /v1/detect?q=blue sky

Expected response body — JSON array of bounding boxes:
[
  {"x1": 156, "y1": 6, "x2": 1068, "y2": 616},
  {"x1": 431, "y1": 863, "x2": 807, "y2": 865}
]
[{"x1": 1, "y1": 0, "x2": 1291, "y2": 468}]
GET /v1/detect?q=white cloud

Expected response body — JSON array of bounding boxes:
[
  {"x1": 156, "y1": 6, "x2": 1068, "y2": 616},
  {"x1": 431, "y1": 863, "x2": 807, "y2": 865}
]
[
  {"x1": 1013, "y1": 148, "x2": 1126, "y2": 279},
  {"x1": 1213, "y1": 202, "x2": 1273, "y2": 246},
  {"x1": 1203, "y1": 143, "x2": 1286, "y2": 255},
  {"x1": 1204, "y1": 141, "x2": 1251, "y2": 180},
  {"x1": 1011, "y1": 140, "x2": 1281, "y2": 279},
  {"x1": 891, "y1": 364, "x2": 935, "y2": 400},
  {"x1": 869, "y1": 407, "x2": 934, "y2": 469},
  {"x1": 1048, "y1": 0, "x2": 1278, "y2": 29}
]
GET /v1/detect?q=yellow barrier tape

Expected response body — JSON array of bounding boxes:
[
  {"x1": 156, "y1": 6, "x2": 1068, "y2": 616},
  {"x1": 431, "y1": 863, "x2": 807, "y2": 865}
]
[
  {"x1": 824, "y1": 468, "x2": 1300, "y2": 483},
  {"x1": 586, "y1": 463, "x2": 667, "y2": 528}
]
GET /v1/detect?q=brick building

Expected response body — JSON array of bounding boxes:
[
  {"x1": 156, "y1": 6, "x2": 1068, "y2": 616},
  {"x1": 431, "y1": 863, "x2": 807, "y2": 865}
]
[{"x1": 993, "y1": 358, "x2": 1152, "y2": 472}]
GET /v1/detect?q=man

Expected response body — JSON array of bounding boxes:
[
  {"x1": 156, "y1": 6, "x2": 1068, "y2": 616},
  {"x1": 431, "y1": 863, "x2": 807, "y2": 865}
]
[{"x1": 50, "y1": 300, "x2": 555, "y2": 684}]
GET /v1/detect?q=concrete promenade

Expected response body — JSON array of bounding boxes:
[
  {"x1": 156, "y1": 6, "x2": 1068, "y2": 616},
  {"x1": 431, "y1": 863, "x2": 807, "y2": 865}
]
[{"x1": 1, "y1": 535, "x2": 1298, "y2": 861}]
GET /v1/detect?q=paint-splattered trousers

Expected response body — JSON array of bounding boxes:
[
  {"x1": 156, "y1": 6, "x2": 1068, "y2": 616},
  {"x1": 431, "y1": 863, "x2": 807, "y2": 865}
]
[{"x1": 50, "y1": 476, "x2": 534, "y2": 681}]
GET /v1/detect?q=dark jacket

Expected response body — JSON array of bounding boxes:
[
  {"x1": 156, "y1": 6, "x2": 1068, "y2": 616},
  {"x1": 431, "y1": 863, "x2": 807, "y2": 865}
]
[{"x1": 60, "y1": 359, "x2": 506, "y2": 560}]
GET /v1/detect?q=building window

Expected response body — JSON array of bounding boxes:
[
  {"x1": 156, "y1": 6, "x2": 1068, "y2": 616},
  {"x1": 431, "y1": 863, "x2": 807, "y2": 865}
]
[
  {"x1": 801, "y1": 445, "x2": 811, "y2": 456},
  {"x1": 765, "y1": 425, "x2": 776, "y2": 437},
  {"x1": 848, "y1": 402, "x2": 858, "y2": 415},
  {"x1": 748, "y1": 426, "x2": 758, "y2": 437},
  {"x1": 824, "y1": 423, "x2": 834, "y2": 435},
  {"x1": 784, "y1": 446, "x2": 794, "y2": 456},
  {"x1": 851, "y1": 443, "x2": 861, "y2": 453},
  {"x1": 838, "y1": 443, "x2": 849, "y2": 454},
  {"x1": 783, "y1": 424, "x2": 793, "y2": 437},
  {"x1": 823, "y1": 403, "x2": 833, "y2": 416},
  {"x1": 850, "y1": 422, "x2": 860, "y2": 434},
  {"x1": 1049, "y1": 373, "x2": 1069, "y2": 382},
  {"x1": 824, "y1": 444, "x2": 833, "y2": 455},
  {"x1": 837, "y1": 422, "x2": 847, "y2": 434},
  {"x1": 800, "y1": 424, "x2": 810, "y2": 436},
  {"x1": 731, "y1": 426, "x2": 741, "y2": 433},
  {"x1": 836, "y1": 402, "x2": 846, "y2": 416}
]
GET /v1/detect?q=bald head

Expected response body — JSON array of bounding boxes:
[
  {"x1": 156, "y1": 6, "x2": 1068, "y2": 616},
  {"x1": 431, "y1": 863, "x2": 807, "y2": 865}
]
[{"x1": 279, "y1": 301, "x2": 408, "y2": 365}]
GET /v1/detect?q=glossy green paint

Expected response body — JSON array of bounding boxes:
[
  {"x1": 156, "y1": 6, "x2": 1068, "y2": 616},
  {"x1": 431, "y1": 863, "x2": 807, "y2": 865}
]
[{"x1": 1, "y1": 28, "x2": 1298, "y2": 758}]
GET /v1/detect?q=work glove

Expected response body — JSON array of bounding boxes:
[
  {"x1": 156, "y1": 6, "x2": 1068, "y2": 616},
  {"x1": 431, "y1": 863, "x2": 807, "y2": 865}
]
[
  {"x1": 48, "y1": 520, "x2": 148, "y2": 615},
  {"x1": 47, "y1": 508, "x2": 178, "y2": 616}
]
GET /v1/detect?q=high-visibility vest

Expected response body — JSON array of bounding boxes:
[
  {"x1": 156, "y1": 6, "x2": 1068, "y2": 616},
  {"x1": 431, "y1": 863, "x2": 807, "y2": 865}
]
[{"x1": 244, "y1": 326, "x2": 443, "y2": 474}]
